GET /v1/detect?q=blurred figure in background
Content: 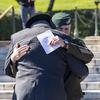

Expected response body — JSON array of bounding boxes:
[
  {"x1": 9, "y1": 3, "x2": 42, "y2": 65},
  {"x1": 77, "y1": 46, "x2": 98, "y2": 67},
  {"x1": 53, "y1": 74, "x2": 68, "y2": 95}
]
[{"x1": 16, "y1": 0, "x2": 35, "y2": 28}]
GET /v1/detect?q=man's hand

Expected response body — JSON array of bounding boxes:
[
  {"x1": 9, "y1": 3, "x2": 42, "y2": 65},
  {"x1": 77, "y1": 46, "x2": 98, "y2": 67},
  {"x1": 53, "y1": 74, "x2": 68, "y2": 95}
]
[
  {"x1": 49, "y1": 36, "x2": 67, "y2": 48},
  {"x1": 11, "y1": 44, "x2": 29, "y2": 64}
]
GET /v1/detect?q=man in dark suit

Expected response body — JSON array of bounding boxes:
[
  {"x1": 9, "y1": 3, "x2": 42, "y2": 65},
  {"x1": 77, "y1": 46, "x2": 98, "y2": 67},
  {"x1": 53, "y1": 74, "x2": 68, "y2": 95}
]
[
  {"x1": 4, "y1": 12, "x2": 93, "y2": 100},
  {"x1": 51, "y1": 12, "x2": 94, "y2": 100},
  {"x1": 4, "y1": 12, "x2": 72, "y2": 100}
]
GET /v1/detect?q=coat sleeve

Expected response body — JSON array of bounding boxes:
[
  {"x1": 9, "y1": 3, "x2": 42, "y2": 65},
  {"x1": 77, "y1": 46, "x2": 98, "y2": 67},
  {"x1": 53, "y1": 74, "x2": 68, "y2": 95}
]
[
  {"x1": 64, "y1": 53, "x2": 89, "y2": 81},
  {"x1": 52, "y1": 30, "x2": 94, "y2": 63},
  {"x1": 4, "y1": 40, "x2": 17, "y2": 78},
  {"x1": 66, "y1": 39, "x2": 94, "y2": 64}
]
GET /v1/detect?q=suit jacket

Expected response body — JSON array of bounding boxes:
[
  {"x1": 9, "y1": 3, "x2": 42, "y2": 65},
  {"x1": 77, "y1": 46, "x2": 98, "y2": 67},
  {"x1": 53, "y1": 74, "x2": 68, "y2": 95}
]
[
  {"x1": 5, "y1": 24, "x2": 92, "y2": 100},
  {"x1": 52, "y1": 30, "x2": 92, "y2": 79},
  {"x1": 52, "y1": 30, "x2": 93, "y2": 100},
  {"x1": 62, "y1": 37, "x2": 93, "y2": 100},
  {"x1": 5, "y1": 24, "x2": 68, "y2": 100},
  {"x1": 64, "y1": 53, "x2": 86, "y2": 100},
  {"x1": 64, "y1": 73, "x2": 83, "y2": 100}
]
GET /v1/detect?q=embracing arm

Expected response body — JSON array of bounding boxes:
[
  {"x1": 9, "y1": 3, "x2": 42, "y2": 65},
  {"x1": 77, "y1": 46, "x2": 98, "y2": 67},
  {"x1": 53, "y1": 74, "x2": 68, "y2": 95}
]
[
  {"x1": 4, "y1": 41, "x2": 17, "y2": 78},
  {"x1": 65, "y1": 39, "x2": 94, "y2": 64},
  {"x1": 48, "y1": 32, "x2": 94, "y2": 63},
  {"x1": 4, "y1": 40, "x2": 29, "y2": 78}
]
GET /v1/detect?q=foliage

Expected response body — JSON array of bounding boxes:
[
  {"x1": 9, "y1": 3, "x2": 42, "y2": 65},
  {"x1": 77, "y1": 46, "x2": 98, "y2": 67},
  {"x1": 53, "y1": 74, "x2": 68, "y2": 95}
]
[
  {"x1": 0, "y1": 0, "x2": 100, "y2": 40},
  {"x1": 0, "y1": 14, "x2": 22, "y2": 40},
  {"x1": 0, "y1": 0, "x2": 99, "y2": 13},
  {"x1": 1, "y1": 9, "x2": 99, "y2": 40}
]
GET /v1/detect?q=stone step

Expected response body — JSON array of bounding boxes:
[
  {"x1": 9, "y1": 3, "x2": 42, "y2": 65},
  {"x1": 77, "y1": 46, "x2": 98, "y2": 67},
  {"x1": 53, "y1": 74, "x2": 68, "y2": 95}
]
[
  {"x1": 0, "y1": 90, "x2": 13, "y2": 99},
  {"x1": 1, "y1": 81, "x2": 100, "y2": 91},
  {"x1": 2, "y1": 66, "x2": 99, "y2": 75},
  {"x1": 86, "y1": 45, "x2": 100, "y2": 52},
  {"x1": 1, "y1": 60, "x2": 100, "y2": 75},
  {"x1": 89, "y1": 67, "x2": 100, "y2": 74},
  {"x1": 0, "y1": 82, "x2": 100, "y2": 99},
  {"x1": 83, "y1": 74, "x2": 100, "y2": 82},
  {"x1": 87, "y1": 65, "x2": 100, "y2": 68},
  {"x1": 0, "y1": 83, "x2": 13, "y2": 99},
  {"x1": 87, "y1": 58, "x2": 100, "y2": 66},
  {"x1": 1, "y1": 82, "x2": 98, "y2": 91},
  {"x1": 0, "y1": 41, "x2": 10, "y2": 47},
  {"x1": 93, "y1": 52, "x2": 100, "y2": 58},
  {"x1": 82, "y1": 99, "x2": 100, "y2": 100},
  {"x1": 0, "y1": 84, "x2": 100, "y2": 100},
  {"x1": 0, "y1": 82, "x2": 15, "y2": 90},
  {"x1": 82, "y1": 90, "x2": 100, "y2": 100},
  {"x1": 0, "y1": 74, "x2": 100, "y2": 83},
  {"x1": 0, "y1": 81, "x2": 100, "y2": 91},
  {"x1": 0, "y1": 75, "x2": 15, "y2": 82},
  {"x1": 0, "y1": 87, "x2": 100, "y2": 100},
  {"x1": 84, "y1": 36, "x2": 100, "y2": 45},
  {"x1": 2, "y1": 57, "x2": 100, "y2": 69},
  {"x1": 0, "y1": 99, "x2": 11, "y2": 100},
  {"x1": 81, "y1": 82, "x2": 100, "y2": 90},
  {"x1": 1, "y1": 91, "x2": 100, "y2": 100}
]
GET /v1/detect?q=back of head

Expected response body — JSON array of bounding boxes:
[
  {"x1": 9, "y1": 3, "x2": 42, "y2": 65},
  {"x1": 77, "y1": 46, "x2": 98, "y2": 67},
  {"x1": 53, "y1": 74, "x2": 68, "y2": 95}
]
[
  {"x1": 25, "y1": 12, "x2": 55, "y2": 28},
  {"x1": 51, "y1": 12, "x2": 71, "y2": 28}
]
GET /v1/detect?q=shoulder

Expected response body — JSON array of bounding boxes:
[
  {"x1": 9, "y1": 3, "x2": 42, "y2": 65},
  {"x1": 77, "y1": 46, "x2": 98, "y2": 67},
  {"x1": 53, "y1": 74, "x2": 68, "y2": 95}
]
[
  {"x1": 11, "y1": 28, "x2": 30, "y2": 37},
  {"x1": 73, "y1": 38, "x2": 86, "y2": 47},
  {"x1": 11, "y1": 28, "x2": 31, "y2": 43}
]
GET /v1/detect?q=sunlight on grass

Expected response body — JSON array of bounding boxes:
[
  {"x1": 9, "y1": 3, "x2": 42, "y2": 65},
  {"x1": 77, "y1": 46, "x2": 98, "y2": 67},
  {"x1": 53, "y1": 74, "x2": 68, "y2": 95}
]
[
  {"x1": 0, "y1": 0, "x2": 100, "y2": 14},
  {"x1": 0, "y1": 0, "x2": 19, "y2": 13},
  {"x1": 35, "y1": 0, "x2": 50, "y2": 12}
]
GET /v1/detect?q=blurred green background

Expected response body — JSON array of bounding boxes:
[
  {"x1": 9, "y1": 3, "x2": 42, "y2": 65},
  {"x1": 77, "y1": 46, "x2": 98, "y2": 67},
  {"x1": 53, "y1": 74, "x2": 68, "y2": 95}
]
[
  {"x1": 0, "y1": 0, "x2": 100, "y2": 40},
  {"x1": 0, "y1": 0, "x2": 99, "y2": 12}
]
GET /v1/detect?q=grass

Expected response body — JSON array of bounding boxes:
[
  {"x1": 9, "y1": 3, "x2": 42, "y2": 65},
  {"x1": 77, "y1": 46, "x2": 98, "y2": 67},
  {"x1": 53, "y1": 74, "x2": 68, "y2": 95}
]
[
  {"x1": 0, "y1": 0, "x2": 100, "y2": 39},
  {"x1": 0, "y1": 0, "x2": 100, "y2": 14}
]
